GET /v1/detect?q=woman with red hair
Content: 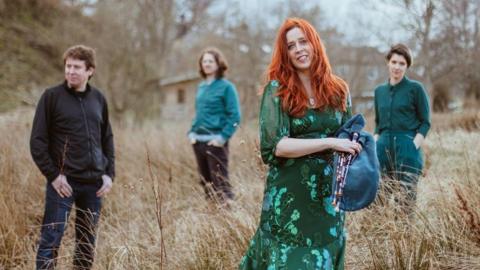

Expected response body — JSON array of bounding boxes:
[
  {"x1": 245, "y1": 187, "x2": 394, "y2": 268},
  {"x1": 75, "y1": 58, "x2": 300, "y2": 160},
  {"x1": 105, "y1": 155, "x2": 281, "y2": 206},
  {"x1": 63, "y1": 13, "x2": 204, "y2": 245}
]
[{"x1": 239, "y1": 18, "x2": 361, "y2": 269}]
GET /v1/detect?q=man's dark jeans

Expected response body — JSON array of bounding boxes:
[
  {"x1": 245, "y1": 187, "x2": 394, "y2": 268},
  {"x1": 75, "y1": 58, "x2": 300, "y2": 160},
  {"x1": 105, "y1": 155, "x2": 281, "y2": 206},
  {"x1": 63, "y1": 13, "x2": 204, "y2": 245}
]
[
  {"x1": 36, "y1": 180, "x2": 102, "y2": 270},
  {"x1": 192, "y1": 141, "x2": 234, "y2": 203}
]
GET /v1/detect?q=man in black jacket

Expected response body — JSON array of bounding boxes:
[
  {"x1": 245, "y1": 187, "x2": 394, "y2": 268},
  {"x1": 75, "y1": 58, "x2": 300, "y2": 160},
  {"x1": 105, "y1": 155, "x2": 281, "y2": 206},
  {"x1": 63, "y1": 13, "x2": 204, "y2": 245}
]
[{"x1": 30, "y1": 45, "x2": 115, "y2": 269}]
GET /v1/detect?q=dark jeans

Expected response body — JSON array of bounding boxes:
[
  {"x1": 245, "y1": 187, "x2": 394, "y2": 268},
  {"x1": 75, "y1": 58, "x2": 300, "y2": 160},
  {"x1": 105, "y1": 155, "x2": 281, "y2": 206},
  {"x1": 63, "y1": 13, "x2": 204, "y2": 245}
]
[
  {"x1": 36, "y1": 180, "x2": 102, "y2": 270},
  {"x1": 192, "y1": 141, "x2": 233, "y2": 202}
]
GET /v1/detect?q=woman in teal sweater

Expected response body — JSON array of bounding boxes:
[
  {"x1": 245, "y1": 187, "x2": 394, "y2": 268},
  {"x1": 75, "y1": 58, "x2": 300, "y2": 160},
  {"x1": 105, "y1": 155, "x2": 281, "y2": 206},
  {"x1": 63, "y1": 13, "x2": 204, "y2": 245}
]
[
  {"x1": 188, "y1": 47, "x2": 241, "y2": 206},
  {"x1": 374, "y1": 43, "x2": 431, "y2": 213}
]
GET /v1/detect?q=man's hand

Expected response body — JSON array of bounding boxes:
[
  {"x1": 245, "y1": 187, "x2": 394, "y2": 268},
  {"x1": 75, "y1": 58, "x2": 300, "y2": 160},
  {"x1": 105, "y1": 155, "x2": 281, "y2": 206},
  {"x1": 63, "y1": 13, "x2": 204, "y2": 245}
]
[
  {"x1": 207, "y1": 139, "x2": 225, "y2": 147},
  {"x1": 97, "y1": 174, "x2": 113, "y2": 197},
  {"x1": 188, "y1": 132, "x2": 197, "y2": 144},
  {"x1": 52, "y1": 174, "x2": 72, "y2": 198},
  {"x1": 413, "y1": 134, "x2": 425, "y2": 149}
]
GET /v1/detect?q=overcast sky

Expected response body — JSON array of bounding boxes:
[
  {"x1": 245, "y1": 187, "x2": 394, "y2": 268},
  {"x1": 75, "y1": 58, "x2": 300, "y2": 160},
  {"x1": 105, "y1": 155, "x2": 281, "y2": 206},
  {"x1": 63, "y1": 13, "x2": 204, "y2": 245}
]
[
  {"x1": 213, "y1": 0, "x2": 409, "y2": 49},
  {"x1": 80, "y1": 0, "x2": 410, "y2": 49}
]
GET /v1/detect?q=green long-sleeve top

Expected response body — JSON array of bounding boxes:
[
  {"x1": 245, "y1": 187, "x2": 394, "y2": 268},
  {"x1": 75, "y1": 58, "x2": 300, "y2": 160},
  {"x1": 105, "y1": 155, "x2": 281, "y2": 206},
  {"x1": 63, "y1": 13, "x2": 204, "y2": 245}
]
[
  {"x1": 190, "y1": 78, "x2": 241, "y2": 141},
  {"x1": 374, "y1": 76, "x2": 431, "y2": 137}
]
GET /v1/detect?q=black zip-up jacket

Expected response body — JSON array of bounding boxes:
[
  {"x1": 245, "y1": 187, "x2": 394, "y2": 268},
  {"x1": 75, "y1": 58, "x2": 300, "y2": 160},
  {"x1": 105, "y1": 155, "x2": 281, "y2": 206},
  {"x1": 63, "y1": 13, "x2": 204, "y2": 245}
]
[{"x1": 30, "y1": 81, "x2": 115, "y2": 183}]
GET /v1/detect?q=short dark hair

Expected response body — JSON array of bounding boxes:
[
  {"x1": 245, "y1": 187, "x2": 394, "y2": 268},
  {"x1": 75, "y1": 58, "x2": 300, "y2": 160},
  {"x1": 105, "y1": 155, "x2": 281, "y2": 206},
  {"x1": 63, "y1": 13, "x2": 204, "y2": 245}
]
[
  {"x1": 63, "y1": 45, "x2": 96, "y2": 70},
  {"x1": 386, "y1": 43, "x2": 412, "y2": 68},
  {"x1": 198, "y1": 47, "x2": 228, "y2": 79}
]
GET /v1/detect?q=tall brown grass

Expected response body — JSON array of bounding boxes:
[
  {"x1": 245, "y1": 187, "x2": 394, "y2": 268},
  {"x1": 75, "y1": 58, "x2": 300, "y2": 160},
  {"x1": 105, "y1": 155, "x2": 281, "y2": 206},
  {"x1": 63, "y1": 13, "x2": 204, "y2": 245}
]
[{"x1": 0, "y1": 108, "x2": 479, "y2": 269}]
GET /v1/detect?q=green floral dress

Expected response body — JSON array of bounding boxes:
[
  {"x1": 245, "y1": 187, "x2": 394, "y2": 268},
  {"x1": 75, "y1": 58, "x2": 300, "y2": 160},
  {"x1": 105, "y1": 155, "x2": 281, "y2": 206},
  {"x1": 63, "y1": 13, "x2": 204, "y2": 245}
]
[{"x1": 239, "y1": 81, "x2": 352, "y2": 270}]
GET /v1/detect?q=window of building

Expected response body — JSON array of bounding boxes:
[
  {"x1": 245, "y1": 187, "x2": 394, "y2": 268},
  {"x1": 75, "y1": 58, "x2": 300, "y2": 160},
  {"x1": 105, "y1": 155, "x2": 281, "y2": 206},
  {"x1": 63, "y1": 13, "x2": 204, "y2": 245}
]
[{"x1": 177, "y1": 88, "x2": 185, "y2": 104}]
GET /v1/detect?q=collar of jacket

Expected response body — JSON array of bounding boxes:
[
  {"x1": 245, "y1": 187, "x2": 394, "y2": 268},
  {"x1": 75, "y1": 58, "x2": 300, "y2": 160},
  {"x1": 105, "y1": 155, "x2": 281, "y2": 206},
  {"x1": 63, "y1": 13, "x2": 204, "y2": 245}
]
[
  {"x1": 387, "y1": 75, "x2": 409, "y2": 89},
  {"x1": 63, "y1": 80, "x2": 92, "y2": 97}
]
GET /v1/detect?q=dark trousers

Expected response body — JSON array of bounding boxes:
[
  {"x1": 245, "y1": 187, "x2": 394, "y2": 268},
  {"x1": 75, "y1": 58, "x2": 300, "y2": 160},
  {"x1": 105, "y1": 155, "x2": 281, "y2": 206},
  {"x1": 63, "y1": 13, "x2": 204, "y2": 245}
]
[
  {"x1": 192, "y1": 142, "x2": 233, "y2": 202},
  {"x1": 36, "y1": 180, "x2": 102, "y2": 270},
  {"x1": 376, "y1": 132, "x2": 423, "y2": 213}
]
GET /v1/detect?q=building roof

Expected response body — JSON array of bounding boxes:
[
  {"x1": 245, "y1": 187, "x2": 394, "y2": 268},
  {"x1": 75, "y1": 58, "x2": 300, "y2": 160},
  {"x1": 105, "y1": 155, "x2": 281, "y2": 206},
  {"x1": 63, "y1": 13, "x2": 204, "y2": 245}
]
[{"x1": 159, "y1": 72, "x2": 200, "y2": 87}]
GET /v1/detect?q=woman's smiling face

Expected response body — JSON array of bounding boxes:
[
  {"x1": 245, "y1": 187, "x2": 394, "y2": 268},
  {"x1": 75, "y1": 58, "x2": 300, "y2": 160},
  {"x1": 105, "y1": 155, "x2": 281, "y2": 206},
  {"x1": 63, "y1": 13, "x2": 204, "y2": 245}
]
[{"x1": 286, "y1": 27, "x2": 313, "y2": 73}]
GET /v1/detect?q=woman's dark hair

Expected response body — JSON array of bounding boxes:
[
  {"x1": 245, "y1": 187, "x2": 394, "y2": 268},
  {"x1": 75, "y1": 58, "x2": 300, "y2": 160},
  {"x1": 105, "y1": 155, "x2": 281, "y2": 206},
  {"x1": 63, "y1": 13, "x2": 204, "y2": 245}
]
[
  {"x1": 386, "y1": 43, "x2": 412, "y2": 68},
  {"x1": 198, "y1": 47, "x2": 228, "y2": 79}
]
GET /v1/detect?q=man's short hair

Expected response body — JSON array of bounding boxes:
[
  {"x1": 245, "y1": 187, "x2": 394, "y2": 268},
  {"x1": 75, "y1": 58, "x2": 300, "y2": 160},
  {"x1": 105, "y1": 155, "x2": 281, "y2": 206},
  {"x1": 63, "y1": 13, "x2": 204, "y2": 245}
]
[
  {"x1": 63, "y1": 45, "x2": 96, "y2": 70},
  {"x1": 386, "y1": 43, "x2": 412, "y2": 68}
]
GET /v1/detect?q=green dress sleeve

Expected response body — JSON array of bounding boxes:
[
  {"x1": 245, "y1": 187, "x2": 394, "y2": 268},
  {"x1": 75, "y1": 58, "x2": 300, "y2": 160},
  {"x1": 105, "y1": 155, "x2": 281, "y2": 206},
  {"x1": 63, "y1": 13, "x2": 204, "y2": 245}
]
[{"x1": 259, "y1": 81, "x2": 290, "y2": 166}]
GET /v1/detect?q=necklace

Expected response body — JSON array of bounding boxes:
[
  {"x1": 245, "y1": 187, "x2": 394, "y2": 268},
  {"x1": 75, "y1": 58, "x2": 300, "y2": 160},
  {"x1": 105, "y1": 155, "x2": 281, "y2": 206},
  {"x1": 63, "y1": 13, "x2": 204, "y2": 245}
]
[{"x1": 309, "y1": 97, "x2": 315, "y2": 106}]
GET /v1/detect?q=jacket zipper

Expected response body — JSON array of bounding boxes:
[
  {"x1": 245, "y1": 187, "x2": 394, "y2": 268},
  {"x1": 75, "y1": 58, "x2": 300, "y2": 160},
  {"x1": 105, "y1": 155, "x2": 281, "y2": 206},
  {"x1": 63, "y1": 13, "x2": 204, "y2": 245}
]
[{"x1": 78, "y1": 96, "x2": 93, "y2": 179}]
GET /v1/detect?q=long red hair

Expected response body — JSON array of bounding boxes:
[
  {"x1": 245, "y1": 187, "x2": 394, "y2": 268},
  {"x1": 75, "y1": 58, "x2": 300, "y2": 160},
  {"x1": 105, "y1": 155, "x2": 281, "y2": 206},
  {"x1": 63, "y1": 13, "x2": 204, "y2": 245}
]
[{"x1": 265, "y1": 18, "x2": 349, "y2": 117}]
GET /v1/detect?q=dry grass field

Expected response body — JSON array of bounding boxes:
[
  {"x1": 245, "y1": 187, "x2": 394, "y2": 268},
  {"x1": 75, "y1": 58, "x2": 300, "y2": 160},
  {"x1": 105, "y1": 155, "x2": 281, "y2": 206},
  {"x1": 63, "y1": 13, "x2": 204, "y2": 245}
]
[{"x1": 0, "y1": 109, "x2": 479, "y2": 269}]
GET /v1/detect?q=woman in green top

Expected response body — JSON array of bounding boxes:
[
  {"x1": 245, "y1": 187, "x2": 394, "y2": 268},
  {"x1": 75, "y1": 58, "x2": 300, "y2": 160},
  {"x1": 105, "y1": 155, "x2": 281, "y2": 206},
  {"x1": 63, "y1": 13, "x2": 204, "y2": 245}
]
[
  {"x1": 239, "y1": 18, "x2": 362, "y2": 270},
  {"x1": 373, "y1": 43, "x2": 431, "y2": 213},
  {"x1": 188, "y1": 47, "x2": 241, "y2": 205}
]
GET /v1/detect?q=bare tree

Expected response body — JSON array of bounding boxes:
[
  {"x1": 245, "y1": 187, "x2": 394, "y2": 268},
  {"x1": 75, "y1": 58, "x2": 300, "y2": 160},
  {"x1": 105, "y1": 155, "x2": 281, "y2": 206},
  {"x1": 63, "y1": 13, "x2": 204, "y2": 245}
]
[
  {"x1": 363, "y1": 0, "x2": 479, "y2": 111},
  {"x1": 439, "y1": 0, "x2": 480, "y2": 107},
  {"x1": 89, "y1": 0, "x2": 214, "y2": 120}
]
